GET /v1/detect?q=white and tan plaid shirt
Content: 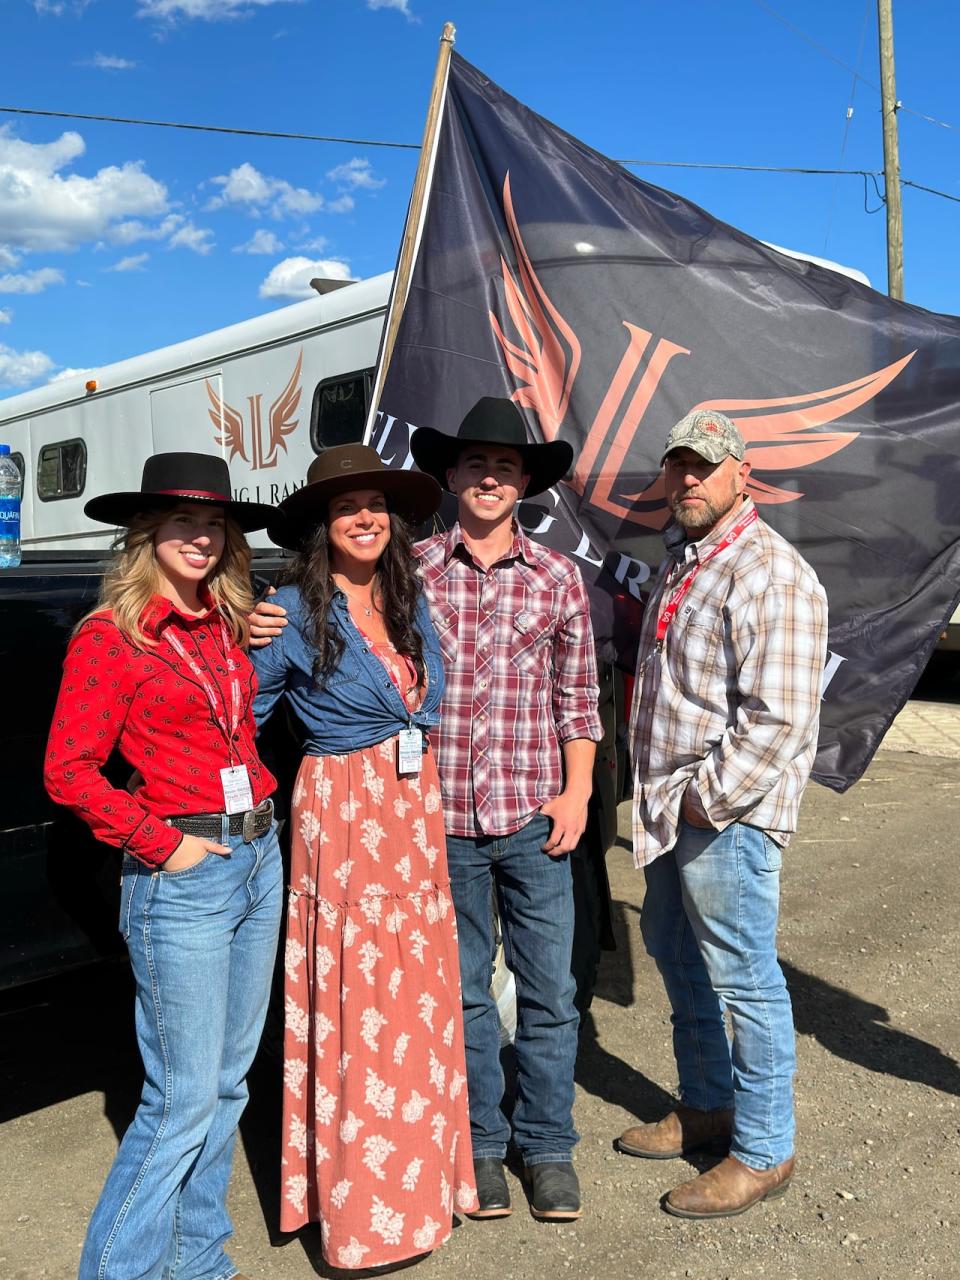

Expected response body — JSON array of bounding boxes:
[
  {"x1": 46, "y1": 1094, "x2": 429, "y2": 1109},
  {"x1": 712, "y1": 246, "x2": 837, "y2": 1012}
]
[{"x1": 630, "y1": 497, "x2": 828, "y2": 868}]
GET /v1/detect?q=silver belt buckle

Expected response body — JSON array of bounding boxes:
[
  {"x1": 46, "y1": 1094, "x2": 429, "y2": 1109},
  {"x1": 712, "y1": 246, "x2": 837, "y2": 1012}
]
[
  {"x1": 242, "y1": 808, "x2": 257, "y2": 843},
  {"x1": 242, "y1": 799, "x2": 272, "y2": 843}
]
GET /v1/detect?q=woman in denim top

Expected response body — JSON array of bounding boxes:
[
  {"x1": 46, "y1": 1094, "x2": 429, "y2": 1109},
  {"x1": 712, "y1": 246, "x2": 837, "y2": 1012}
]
[
  {"x1": 252, "y1": 583, "x2": 443, "y2": 753},
  {"x1": 250, "y1": 445, "x2": 478, "y2": 1267}
]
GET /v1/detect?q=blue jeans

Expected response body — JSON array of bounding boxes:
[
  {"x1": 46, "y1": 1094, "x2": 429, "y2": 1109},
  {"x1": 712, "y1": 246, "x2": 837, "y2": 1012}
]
[
  {"x1": 79, "y1": 824, "x2": 283, "y2": 1280},
  {"x1": 446, "y1": 813, "x2": 580, "y2": 1165},
  {"x1": 640, "y1": 820, "x2": 795, "y2": 1170}
]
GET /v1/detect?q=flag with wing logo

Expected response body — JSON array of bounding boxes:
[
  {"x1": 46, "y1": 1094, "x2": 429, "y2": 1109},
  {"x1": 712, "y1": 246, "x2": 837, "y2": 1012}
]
[{"x1": 371, "y1": 52, "x2": 960, "y2": 791}]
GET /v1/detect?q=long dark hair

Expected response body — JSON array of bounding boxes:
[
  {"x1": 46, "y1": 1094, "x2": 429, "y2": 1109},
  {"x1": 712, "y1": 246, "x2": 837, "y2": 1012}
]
[{"x1": 287, "y1": 508, "x2": 426, "y2": 688}]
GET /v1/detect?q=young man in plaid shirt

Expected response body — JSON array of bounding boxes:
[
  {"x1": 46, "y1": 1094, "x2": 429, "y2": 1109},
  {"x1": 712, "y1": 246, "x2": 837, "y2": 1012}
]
[
  {"x1": 410, "y1": 398, "x2": 602, "y2": 1222},
  {"x1": 617, "y1": 409, "x2": 828, "y2": 1219}
]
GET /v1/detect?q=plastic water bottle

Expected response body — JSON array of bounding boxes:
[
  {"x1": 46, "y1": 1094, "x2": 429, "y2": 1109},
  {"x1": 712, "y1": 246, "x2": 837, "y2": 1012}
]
[{"x1": 0, "y1": 444, "x2": 22, "y2": 568}]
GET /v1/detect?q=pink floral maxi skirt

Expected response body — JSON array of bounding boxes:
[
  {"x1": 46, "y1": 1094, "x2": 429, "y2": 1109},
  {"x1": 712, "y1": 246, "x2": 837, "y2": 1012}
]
[{"x1": 280, "y1": 739, "x2": 478, "y2": 1266}]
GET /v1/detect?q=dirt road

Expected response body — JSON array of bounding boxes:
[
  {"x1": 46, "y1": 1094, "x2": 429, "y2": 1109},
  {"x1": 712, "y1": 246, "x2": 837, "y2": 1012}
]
[{"x1": 2, "y1": 741, "x2": 958, "y2": 1280}]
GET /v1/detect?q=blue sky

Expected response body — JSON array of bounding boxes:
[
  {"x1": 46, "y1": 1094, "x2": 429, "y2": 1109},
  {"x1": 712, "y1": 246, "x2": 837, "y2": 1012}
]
[{"x1": 2, "y1": 0, "x2": 958, "y2": 393}]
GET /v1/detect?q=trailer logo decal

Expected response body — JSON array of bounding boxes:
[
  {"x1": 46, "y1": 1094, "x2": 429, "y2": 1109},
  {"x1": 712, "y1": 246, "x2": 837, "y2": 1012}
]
[{"x1": 206, "y1": 349, "x2": 303, "y2": 470}]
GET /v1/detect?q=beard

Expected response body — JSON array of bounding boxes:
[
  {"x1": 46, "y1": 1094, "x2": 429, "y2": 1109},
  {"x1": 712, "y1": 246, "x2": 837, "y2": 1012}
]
[{"x1": 669, "y1": 487, "x2": 740, "y2": 533}]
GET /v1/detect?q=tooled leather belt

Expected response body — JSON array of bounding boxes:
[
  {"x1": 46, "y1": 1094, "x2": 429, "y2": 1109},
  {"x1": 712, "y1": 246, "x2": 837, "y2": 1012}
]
[{"x1": 166, "y1": 798, "x2": 274, "y2": 844}]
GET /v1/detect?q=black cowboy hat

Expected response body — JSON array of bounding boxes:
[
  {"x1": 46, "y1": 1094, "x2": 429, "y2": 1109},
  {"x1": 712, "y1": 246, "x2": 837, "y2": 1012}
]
[
  {"x1": 84, "y1": 452, "x2": 278, "y2": 532},
  {"x1": 267, "y1": 443, "x2": 442, "y2": 552},
  {"x1": 409, "y1": 397, "x2": 573, "y2": 498}
]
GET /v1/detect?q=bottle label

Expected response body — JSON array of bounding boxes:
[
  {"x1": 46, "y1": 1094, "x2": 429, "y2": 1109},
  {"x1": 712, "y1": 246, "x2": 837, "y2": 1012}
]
[{"x1": 0, "y1": 496, "x2": 20, "y2": 532}]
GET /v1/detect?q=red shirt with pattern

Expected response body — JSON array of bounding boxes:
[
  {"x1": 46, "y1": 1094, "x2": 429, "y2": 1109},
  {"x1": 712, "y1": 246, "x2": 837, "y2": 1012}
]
[
  {"x1": 415, "y1": 523, "x2": 602, "y2": 838},
  {"x1": 44, "y1": 594, "x2": 276, "y2": 867}
]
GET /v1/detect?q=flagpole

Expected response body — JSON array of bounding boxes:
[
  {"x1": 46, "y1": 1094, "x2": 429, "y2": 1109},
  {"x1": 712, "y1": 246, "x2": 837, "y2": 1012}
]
[
  {"x1": 877, "y1": 0, "x2": 904, "y2": 299},
  {"x1": 363, "y1": 22, "x2": 456, "y2": 443}
]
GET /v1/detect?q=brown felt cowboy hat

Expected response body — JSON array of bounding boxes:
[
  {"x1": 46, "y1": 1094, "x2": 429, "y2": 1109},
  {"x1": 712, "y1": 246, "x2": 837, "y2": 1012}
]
[
  {"x1": 410, "y1": 397, "x2": 573, "y2": 498},
  {"x1": 84, "y1": 452, "x2": 277, "y2": 532},
  {"x1": 267, "y1": 443, "x2": 442, "y2": 552}
]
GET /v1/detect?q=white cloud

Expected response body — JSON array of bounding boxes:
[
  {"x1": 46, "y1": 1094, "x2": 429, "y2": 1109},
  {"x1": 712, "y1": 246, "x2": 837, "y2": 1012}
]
[
  {"x1": 367, "y1": 0, "x2": 417, "y2": 20},
  {"x1": 259, "y1": 256, "x2": 352, "y2": 299},
  {"x1": 167, "y1": 221, "x2": 215, "y2": 254},
  {"x1": 0, "y1": 267, "x2": 65, "y2": 295},
  {"x1": 0, "y1": 308, "x2": 11, "y2": 324},
  {"x1": 33, "y1": 1, "x2": 93, "y2": 14},
  {"x1": 0, "y1": 127, "x2": 169, "y2": 253},
  {"x1": 48, "y1": 366, "x2": 96, "y2": 384},
  {"x1": 0, "y1": 247, "x2": 19, "y2": 269},
  {"x1": 234, "y1": 228, "x2": 284, "y2": 254},
  {"x1": 0, "y1": 343, "x2": 55, "y2": 389},
  {"x1": 138, "y1": 0, "x2": 299, "y2": 22},
  {"x1": 80, "y1": 53, "x2": 138, "y2": 70},
  {"x1": 108, "y1": 253, "x2": 149, "y2": 272},
  {"x1": 294, "y1": 235, "x2": 330, "y2": 253},
  {"x1": 327, "y1": 158, "x2": 385, "y2": 191},
  {"x1": 208, "y1": 162, "x2": 325, "y2": 218},
  {"x1": 0, "y1": 129, "x2": 85, "y2": 177},
  {"x1": 326, "y1": 194, "x2": 355, "y2": 214},
  {"x1": 109, "y1": 213, "x2": 184, "y2": 245}
]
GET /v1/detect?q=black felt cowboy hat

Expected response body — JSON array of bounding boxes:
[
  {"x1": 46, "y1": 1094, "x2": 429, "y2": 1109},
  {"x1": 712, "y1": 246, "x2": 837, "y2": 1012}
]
[
  {"x1": 267, "y1": 443, "x2": 442, "y2": 552},
  {"x1": 409, "y1": 397, "x2": 573, "y2": 498},
  {"x1": 84, "y1": 452, "x2": 277, "y2": 532}
]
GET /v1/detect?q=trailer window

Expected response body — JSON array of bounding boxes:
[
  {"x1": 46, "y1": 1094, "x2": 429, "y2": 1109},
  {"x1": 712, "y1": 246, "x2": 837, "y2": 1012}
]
[
  {"x1": 311, "y1": 370, "x2": 371, "y2": 450},
  {"x1": 37, "y1": 439, "x2": 87, "y2": 501}
]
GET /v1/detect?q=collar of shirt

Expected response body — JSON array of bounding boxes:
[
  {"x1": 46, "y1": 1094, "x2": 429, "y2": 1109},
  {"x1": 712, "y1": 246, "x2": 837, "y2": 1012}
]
[
  {"x1": 442, "y1": 519, "x2": 539, "y2": 570},
  {"x1": 141, "y1": 587, "x2": 218, "y2": 639},
  {"x1": 662, "y1": 495, "x2": 758, "y2": 569}
]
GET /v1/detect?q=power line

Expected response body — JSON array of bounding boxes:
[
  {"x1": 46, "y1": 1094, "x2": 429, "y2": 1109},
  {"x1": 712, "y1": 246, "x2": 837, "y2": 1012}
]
[
  {"x1": 750, "y1": 0, "x2": 960, "y2": 134},
  {"x1": 0, "y1": 105, "x2": 420, "y2": 150},
  {"x1": 618, "y1": 159, "x2": 878, "y2": 176},
  {"x1": 2, "y1": 103, "x2": 958, "y2": 207},
  {"x1": 903, "y1": 178, "x2": 960, "y2": 206},
  {"x1": 823, "y1": 0, "x2": 872, "y2": 252}
]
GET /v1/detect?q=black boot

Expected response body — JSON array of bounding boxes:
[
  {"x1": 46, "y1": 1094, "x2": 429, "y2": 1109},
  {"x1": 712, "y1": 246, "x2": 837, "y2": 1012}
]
[
  {"x1": 469, "y1": 1157, "x2": 512, "y2": 1218},
  {"x1": 524, "y1": 1162, "x2": 582, "y2": 1220}
]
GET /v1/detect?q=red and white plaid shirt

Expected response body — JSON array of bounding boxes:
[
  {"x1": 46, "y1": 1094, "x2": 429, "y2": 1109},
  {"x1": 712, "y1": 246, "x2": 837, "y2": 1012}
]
[{"x1": 416, "y1": 523, "x2": 602, "y2": 838}]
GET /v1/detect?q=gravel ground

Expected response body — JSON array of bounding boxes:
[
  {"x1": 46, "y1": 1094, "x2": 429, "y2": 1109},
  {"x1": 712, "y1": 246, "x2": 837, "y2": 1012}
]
[{"x1": 2, "y1": 747, "x2": 958, "y2": 1280}]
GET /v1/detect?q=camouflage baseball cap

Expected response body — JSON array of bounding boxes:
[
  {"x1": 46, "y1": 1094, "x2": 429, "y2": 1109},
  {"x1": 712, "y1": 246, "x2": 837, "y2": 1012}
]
[{"x1": 660, "y1": 409, "x2": 745, "y2": 465}]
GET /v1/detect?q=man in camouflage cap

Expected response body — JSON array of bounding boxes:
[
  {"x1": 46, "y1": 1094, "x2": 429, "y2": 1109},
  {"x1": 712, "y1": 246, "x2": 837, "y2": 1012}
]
[{"x1": 618, "y1": 407, "x2": 828, "y2": 1219}]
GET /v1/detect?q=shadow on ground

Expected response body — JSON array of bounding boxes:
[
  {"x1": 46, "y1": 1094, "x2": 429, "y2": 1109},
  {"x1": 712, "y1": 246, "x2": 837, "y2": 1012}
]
[{"x1": 783, "y1": 959, "x2": 960, "y2": 1096}]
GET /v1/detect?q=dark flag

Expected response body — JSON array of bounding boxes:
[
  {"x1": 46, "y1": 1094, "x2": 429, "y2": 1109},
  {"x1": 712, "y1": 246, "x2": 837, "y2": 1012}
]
[{"x1": 370, "y1": 51, "x2": 960, "y2": 791}]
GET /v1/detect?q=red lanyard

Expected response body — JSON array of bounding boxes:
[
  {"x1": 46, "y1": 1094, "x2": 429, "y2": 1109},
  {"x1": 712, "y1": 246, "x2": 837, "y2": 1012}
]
[
  {"x1": 164, "y1": 617, "x2": 244, "y2": 751},
  {"x1": 656, "y1": 506, "x2": 758, "y2": 643}
]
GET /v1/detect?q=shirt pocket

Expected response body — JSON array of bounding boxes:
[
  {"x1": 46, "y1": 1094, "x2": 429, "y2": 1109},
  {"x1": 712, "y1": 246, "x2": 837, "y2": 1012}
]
[
  {"x1": 323, "y1": 647, "x2": 362, "y2": 689},
  {"x1": 508, "y1": 610, "x2": 555, "y2": 675},
  {"x1": 672, "y1": 607, "x2": 723, "y2": 702},
  {"x1": 432, "y1": 601, "x2": 459, "y2": 666}
]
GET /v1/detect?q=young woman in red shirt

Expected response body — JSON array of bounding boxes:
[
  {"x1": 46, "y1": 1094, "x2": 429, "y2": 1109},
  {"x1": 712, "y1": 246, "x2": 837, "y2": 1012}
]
[{"x1": 44, "y1": 452, "x2": 280, "y2": 1280}]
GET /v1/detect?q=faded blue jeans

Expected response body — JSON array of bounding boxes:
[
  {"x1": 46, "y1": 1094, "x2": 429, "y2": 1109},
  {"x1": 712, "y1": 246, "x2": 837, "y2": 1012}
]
[
  {"x1": 446, "y1": 813, "x2": 580, "y2": 1166},
  {"x1": 641, "y1": 819, "x2": 795, "y2": 1170},
  {"x1": 79, "y1": 823, "x2": 283, "y2": 1280}
]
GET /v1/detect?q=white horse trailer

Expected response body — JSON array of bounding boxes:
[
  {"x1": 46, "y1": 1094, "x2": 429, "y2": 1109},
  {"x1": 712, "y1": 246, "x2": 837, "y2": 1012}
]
[{"x1": 0, "y1": 273, "x2": 392, "y2": 553}]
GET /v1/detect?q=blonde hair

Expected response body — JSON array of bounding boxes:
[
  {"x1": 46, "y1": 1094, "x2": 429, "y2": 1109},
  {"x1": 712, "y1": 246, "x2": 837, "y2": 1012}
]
[{"x1": 80, "y1": 505, "x2": 254, "y2": 649}]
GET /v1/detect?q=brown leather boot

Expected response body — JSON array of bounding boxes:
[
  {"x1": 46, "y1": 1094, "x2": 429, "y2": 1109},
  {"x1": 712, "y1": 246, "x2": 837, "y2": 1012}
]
[
  {"x1": 664, "y1": 1154, "x2": 795, "y2": 1219},
  {"x1": 617, "y1": 1104, "x2": 733, "y2": 1160}
]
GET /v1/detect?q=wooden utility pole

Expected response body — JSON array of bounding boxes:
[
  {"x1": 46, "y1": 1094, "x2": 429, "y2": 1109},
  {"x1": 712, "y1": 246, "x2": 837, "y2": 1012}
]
[{"x1": 877, "y1": 0, "x2": 903, "y2": 299}]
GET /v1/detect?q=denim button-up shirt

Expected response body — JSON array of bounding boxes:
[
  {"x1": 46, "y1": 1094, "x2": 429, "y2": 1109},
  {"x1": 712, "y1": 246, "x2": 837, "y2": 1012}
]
[{"x1": 251, "y1": 584, "x2": 444, "y2": 755}]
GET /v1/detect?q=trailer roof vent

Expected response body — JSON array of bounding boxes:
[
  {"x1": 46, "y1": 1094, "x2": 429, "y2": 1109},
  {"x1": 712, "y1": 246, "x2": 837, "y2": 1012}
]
[{"x1": 309, "y1": 277, "x2": 355, "y2": 296}]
